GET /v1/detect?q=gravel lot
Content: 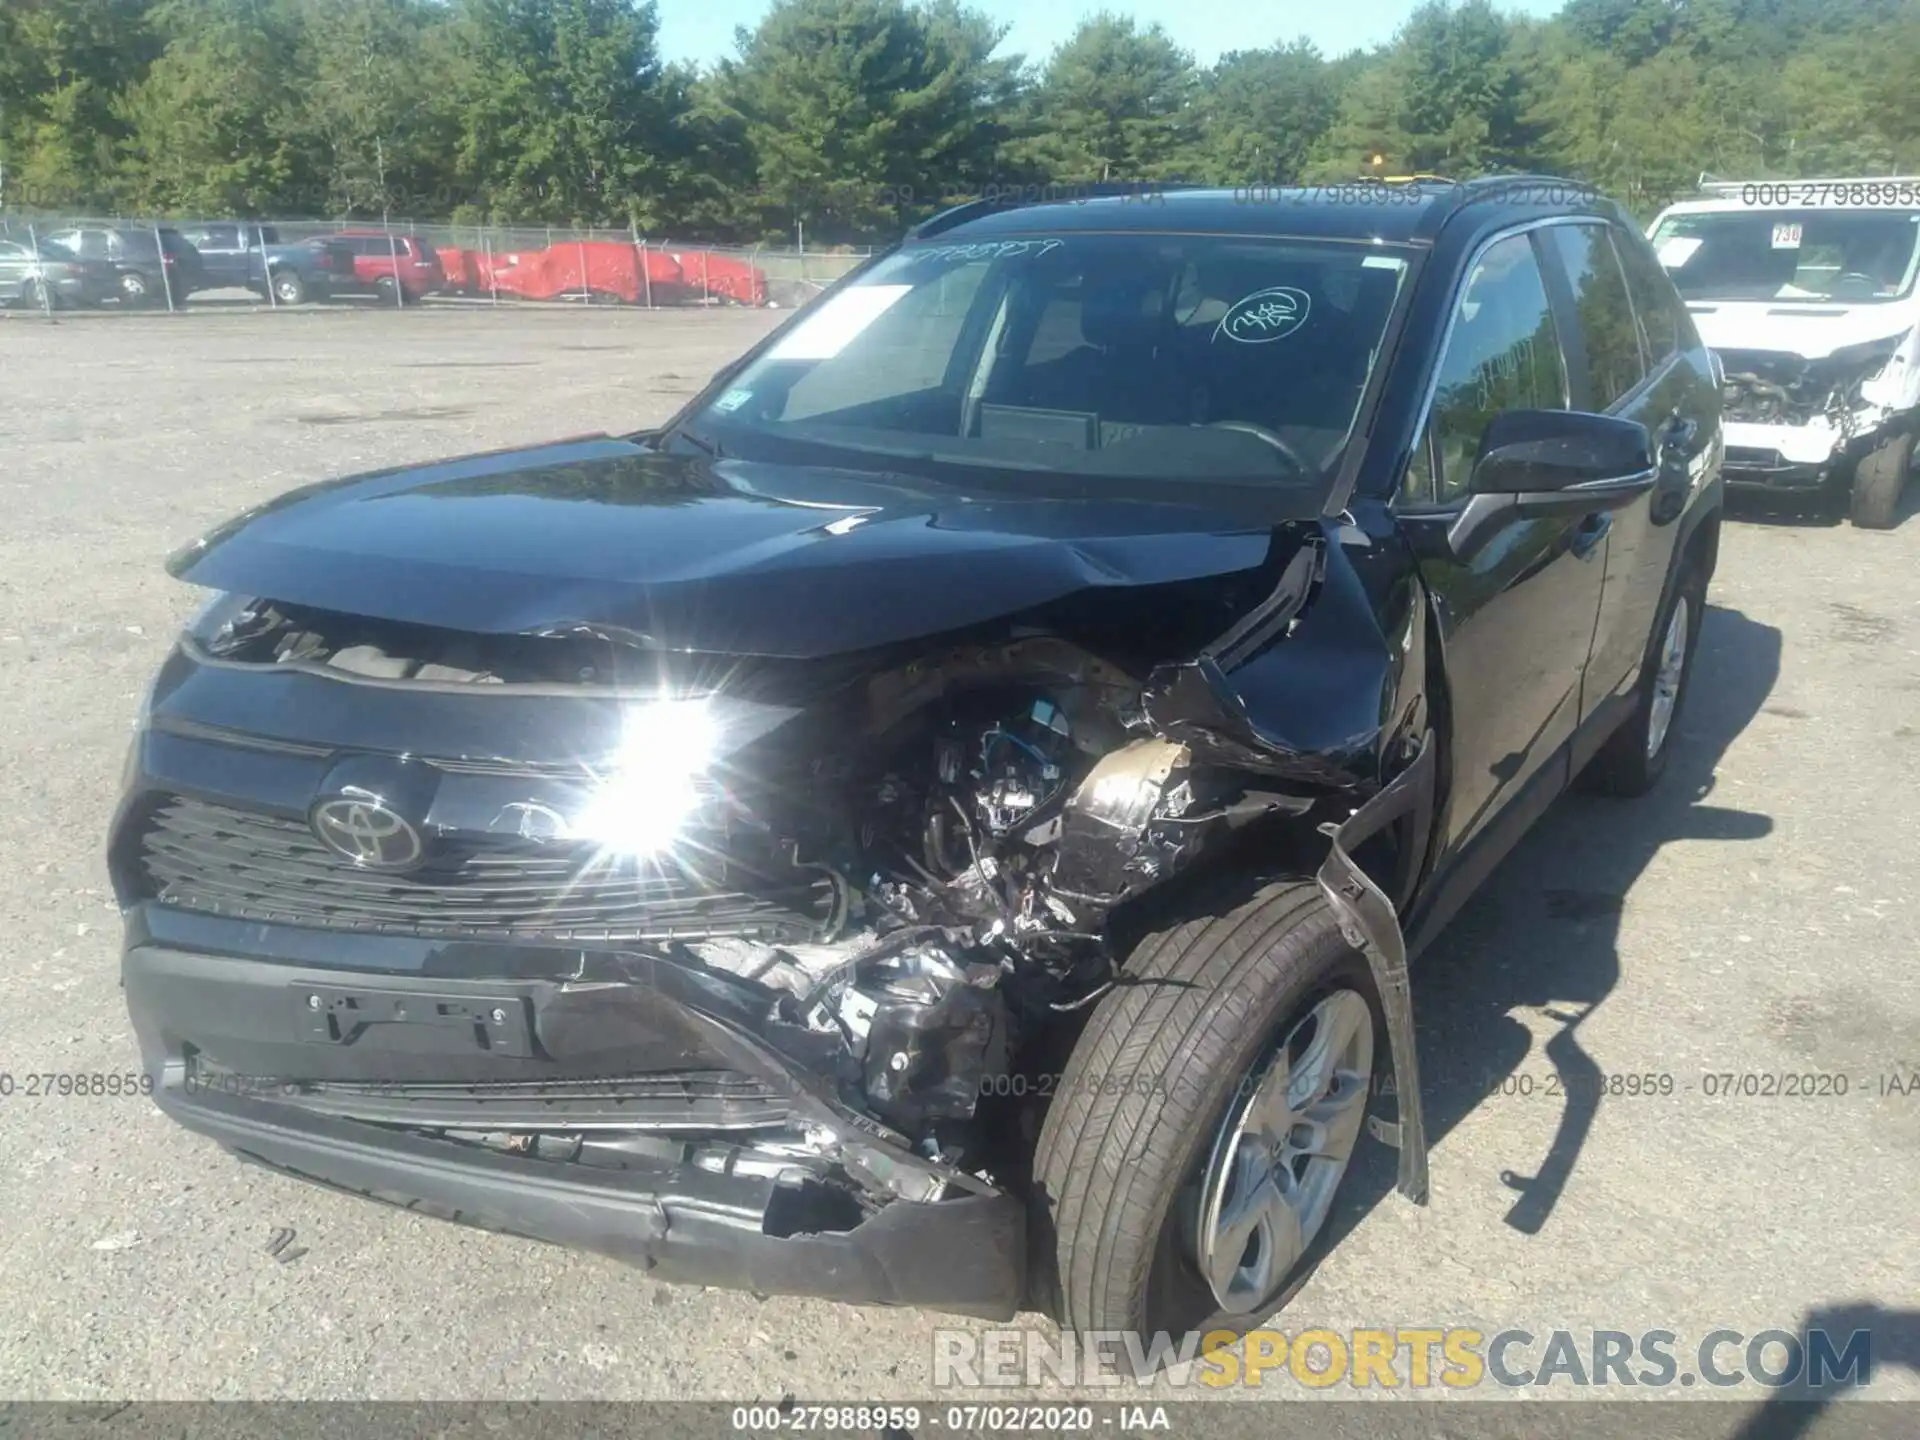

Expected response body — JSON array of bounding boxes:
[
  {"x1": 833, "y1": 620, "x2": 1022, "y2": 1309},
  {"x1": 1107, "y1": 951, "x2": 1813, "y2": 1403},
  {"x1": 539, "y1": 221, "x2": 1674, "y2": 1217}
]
[{"x1": 1, "y1": 306, "x2": 1916, "y2": 1414}]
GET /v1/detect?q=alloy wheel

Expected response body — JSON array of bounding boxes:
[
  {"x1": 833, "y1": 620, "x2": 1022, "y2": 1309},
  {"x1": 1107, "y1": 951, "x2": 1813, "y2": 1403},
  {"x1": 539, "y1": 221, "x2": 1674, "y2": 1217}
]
[
  {"x1": 1192, "y1": 988, "x2": 1373, "y2": 1314},
  {"x1": 1646, "y1": 595, "x2": 1690, "y2": 760}
]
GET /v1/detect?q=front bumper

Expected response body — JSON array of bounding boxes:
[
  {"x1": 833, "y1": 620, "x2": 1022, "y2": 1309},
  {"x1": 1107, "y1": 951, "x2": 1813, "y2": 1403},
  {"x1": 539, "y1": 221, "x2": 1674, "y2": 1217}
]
[
  {"x1": 123, "y1": 931, "x2": 1025, "y2": 1320},
  {"x1": 1719, "y1": 411, "x2": 1914, "y2": 491}
]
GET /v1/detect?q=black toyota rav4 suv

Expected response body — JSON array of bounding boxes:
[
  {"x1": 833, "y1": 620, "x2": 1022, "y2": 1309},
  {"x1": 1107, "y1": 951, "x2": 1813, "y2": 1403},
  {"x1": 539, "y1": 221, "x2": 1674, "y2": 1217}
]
[{"x1": 112, "y1": 178, "x2": 1723, "y2": 1339}]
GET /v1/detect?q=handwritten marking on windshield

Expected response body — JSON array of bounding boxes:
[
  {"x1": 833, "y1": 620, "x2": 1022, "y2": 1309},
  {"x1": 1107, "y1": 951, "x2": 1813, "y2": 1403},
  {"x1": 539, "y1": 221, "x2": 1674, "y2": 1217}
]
[
  {"x1": 1216, "y1": 286, "x2": 1312, "y2": 343},
  {"x1": 910, "y1": 239, "x2": 1065, "y2": 264}
]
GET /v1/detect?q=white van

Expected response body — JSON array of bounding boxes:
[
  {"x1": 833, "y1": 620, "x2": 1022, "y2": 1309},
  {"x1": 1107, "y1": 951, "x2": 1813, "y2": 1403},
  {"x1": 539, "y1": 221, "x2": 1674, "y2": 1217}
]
[{"x1": 1647, "y1": 178, "x2": 1920, "y2": 527}]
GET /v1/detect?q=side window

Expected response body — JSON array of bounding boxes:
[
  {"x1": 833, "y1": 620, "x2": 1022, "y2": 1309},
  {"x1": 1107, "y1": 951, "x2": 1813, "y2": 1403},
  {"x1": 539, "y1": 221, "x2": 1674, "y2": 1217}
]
[
  {"x1": 1543, "y1": 223, "x2": 1647, "y2": 410},
  {"x1": 1612, "y1": 227, "x2": 1690, "y2": 365},
  {"x1": 1408, "y1": 232, "x2": 1568, "y2": 505},
  {"x1": 199, "y1": 225, "x2": 239, "y2": 250}
]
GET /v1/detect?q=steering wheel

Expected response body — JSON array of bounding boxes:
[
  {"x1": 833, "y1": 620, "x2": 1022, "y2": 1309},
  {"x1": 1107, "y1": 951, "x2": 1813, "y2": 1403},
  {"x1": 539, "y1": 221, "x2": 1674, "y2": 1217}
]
[{"x1": 1205, "y1": 421, "x2": 1312, "y2": 475}]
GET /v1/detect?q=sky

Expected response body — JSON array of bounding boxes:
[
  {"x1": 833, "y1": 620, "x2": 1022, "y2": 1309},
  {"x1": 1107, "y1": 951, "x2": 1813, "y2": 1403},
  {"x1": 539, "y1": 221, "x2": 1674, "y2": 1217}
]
[{"x1": 655, "y1": 0, "x2": 1565, "y2": 71}]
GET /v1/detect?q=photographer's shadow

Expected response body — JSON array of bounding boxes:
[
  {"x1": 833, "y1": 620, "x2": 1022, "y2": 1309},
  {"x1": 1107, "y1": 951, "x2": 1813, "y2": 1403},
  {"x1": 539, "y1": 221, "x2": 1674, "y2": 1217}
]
[{"x1": 1322, "y1": 601, "x2": 1782, "y2": 1249}]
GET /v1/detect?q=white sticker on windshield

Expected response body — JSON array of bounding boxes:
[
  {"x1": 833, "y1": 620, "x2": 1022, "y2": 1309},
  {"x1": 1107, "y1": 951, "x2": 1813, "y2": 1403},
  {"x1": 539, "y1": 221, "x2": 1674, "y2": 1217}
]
[
  {"x1": 712, "y1": 387, "x2": 753, "y2": 412},
  {"x1": 1215, "y1": 286, "x2": 1312, "y2": 344},
  {"x1": 768, "y1": 284, "x2": 914, "y2": 361},
  {"x1": 1771, "y1": 222, "x2": 1803, "y2": 249},
  {"x1": 1656, "y1": 235, "x2": 1703, "y2": 268}
]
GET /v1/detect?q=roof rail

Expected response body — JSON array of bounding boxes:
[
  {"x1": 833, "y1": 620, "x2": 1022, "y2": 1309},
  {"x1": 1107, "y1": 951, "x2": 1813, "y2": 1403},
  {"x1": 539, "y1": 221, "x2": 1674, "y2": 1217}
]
[{"x1": 909, "y1": 180, "x2": 1209, "y2": 239}]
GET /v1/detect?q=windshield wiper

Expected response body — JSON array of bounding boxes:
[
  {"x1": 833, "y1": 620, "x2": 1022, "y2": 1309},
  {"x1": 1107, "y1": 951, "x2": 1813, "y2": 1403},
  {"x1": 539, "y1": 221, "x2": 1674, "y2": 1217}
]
[{"x1": 674, "y1": 428, "x2": 725, "y2": 459}]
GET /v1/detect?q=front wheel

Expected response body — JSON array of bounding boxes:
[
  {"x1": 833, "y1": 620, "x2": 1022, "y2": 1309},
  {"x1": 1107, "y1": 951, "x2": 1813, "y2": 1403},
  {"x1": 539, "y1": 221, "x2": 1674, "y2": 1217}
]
[
  {"x1": 374, "y1": 275, "x2": 401, "y2": 306},
  {"x1": 1850, "y1": 430, "x2": 1912, "y2": 530},
  {"x1": 118, "y1": 270, "x2": 154, "y2": 306},
  {"x1": 271, "y1": 269, "x2": 307, "y2": 306},
  {"x1": 1029, "y1": 879, "x2": 1382, "y2": 1339}
]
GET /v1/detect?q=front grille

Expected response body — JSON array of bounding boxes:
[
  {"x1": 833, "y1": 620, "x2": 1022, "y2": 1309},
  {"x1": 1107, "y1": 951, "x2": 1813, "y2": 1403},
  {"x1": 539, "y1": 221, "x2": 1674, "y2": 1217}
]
[{"x1": 139, "y1": 795, "x2": 837, "y2": 943}]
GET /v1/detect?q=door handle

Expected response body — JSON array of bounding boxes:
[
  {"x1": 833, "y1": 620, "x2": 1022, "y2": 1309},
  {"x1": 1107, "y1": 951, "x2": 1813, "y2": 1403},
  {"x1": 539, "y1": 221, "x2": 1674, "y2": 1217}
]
[{"x1": 1570, "y1": 511, "x2": 1610, "y2": 560}]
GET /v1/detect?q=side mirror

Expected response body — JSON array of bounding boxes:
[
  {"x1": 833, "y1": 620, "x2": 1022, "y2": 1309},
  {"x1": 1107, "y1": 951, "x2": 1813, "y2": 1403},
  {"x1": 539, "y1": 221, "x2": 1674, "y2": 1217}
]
[
  {"x1": 1405, "y1": 410, "x2": 1659, "y2": 564},
  {"x1": 1471, "y1": 409, "x2": 1655, "y2": 495}
]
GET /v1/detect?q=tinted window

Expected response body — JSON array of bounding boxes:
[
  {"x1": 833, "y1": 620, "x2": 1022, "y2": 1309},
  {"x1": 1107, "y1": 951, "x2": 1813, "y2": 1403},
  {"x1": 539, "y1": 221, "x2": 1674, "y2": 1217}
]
[
  {"x1": 1545, "y1": 223, "x2": 1647, "y2": 410},
  {"x1": 1413, "y1": 232, "x2": 1568, "y2": 504},
  {"x1": 1613, "y1": 226, "x2": 1688, "y2": 364},
  {"x1": 194, "y1": 225, "x2": 239, "y2": 249}
]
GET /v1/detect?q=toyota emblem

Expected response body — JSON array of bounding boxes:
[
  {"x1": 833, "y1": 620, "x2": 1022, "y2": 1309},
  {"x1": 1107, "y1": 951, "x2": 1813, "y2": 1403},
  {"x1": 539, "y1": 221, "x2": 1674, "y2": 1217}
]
[{"x1": 310, "y1": 794, "x2": 424, "y2": 869}]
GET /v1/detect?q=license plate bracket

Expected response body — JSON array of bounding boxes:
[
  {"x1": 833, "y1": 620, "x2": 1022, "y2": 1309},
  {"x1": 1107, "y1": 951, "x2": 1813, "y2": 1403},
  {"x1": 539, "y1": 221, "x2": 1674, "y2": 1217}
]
[{"x1": 295, "y1": 984, "x2": 534, "y2": 1058}]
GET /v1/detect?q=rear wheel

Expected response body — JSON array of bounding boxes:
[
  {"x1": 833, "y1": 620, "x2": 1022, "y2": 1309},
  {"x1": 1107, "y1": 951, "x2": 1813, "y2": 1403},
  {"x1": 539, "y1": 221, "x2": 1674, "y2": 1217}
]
[
  {"x1": 374, "y1": 275, "x2": 401, "y2": 306},
  {"x1": 21, "y1": 278, "x2": 54, "y2": 311},
  {"x1": 1850, "y1": 430, "x2": 1912, "y2": 530},
  {"x1": 118, "y1": 270, "x2": 153, "y2": 306},
  {"x1": 271, "y1": 269, "x2": 307, "y2": 306},
  {"x1": 1029, "y1": 879, "x2": 1382, "y2": 1340},
  {"x1": 1582, "y1": 560, "x2": 1706, "y2": 797}
]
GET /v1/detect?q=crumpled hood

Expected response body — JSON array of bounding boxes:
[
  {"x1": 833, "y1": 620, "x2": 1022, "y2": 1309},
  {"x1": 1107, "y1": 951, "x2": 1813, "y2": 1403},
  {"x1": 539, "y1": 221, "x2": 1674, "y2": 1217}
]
[
  {"x1": 167, "y1": 436, "x2": 1284, "y2": 658},
  {"x1": 1687, "y1": 301, "x2": 1916, "y2": 360}
]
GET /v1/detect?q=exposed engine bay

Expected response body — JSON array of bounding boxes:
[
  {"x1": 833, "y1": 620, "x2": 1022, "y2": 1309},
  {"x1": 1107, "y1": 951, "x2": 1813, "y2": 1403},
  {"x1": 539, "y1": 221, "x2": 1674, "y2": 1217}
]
[
  {"x1": 162, "y1": 594, "x2": 1348, "y2": 1197},
  {"x1": 1717, "y1": 345, "x2": 1897, "y2": 432}
]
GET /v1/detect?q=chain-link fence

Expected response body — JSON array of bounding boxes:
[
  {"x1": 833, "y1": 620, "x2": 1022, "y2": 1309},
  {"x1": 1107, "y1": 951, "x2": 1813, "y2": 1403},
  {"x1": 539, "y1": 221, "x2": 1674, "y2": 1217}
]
[{"x1": 0, "y1": 211, "x2": 871, "y2": 318}]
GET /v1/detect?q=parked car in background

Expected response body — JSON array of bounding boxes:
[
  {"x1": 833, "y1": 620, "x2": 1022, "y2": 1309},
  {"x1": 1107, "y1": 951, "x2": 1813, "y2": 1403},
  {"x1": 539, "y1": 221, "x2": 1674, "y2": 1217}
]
[
  {"x1": 329, "y1": 230, "x2": 444, "y2": 304},
  {"x1": 1648, "y1": 175, "x2": 1920, "y2": 527},
  {"x1": 43, "y1": 226, "x2": 207, "y2": 306},
  {"x1": 0, "y1": 236, "x2": 116, "y2": 309},
  {"x1": 115, "y1": 179, "x2": 1724, "y2": 1340},
  {"x1": 175, "y1": 223, "x2": 357, "y2": 305}
]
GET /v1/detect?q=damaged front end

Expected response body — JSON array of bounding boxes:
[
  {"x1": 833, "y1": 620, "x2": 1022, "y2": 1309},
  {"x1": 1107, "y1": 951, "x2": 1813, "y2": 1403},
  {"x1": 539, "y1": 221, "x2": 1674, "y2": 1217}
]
[
  {"x1": 1717, "y1": 334, "x2": 1918, "y2": 487},
  {"x1": 115, "y1": 514, "x2": 1432, "y2": 1318}
]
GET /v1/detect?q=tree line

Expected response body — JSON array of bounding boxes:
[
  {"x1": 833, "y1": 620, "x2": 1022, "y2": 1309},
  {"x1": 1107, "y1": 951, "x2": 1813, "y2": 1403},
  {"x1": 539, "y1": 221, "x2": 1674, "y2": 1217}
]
[{"x1": 3, "y1": 0, "x2": 1919, "y2": 244}]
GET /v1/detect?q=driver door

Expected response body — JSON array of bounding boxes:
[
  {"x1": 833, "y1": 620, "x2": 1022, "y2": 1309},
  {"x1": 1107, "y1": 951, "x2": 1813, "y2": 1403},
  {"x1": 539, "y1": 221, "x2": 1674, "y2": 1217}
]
[{"x1": 1397, "y1": 228, "x2": 1609, "y2": 867}]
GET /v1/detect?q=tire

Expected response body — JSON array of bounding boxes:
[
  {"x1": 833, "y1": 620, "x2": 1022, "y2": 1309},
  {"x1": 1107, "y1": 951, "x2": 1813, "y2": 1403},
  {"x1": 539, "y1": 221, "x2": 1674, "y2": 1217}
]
[
  {"x1": 119, "y1": 270, "x2": 153, "y2": 306},
  {"x1": 1850, "y1": 430, "x2": 1912, "y2": 530},
  {"x1": 271, "y1": 269, "x2": 307, "y2": 306},
  {"x1": 1581, "y1": 559, "x2": 1707, "y2": 797},
  {"x1": 20, "y1": 279, "x2": 53, "y2": 311},
  {"x1": 374, "y1": 275, "x2": 401, "y2": 307},
  {"x1": 1029, "y1": 878, "x2": 1383, "y2": 1340}
]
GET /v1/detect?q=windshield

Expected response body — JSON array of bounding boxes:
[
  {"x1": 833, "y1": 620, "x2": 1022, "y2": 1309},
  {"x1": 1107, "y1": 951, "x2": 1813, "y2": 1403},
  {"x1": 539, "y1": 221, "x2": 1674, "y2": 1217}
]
[
  {"x1": 686, "y1": 233, "x2": 1413, "y2": 494},
  {"x1": 1650, "y1": 209, "x2": 1920, "y2": 303}
]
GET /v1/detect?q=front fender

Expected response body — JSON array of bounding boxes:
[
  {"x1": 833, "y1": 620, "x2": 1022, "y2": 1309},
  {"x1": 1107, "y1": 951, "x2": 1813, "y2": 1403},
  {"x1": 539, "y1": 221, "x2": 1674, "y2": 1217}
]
[{"x1": 1315, "y1": 729, "x2": 1435, "y2": 1206}]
